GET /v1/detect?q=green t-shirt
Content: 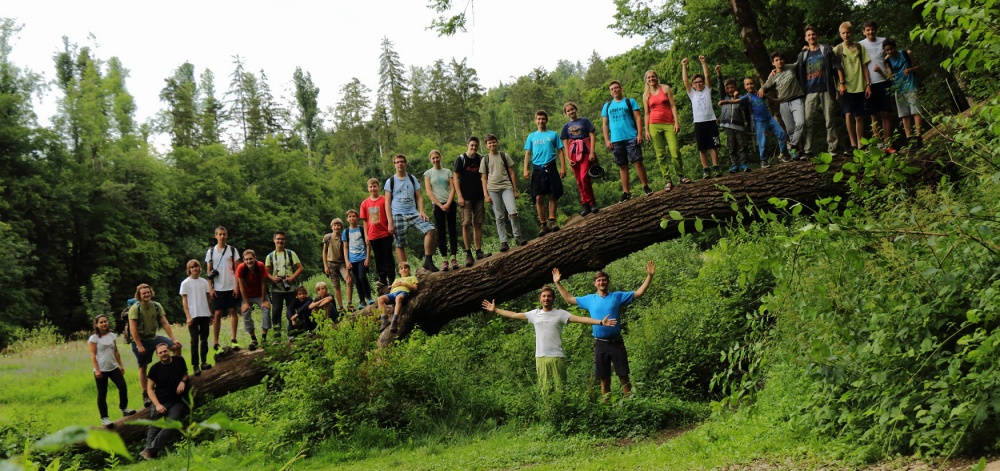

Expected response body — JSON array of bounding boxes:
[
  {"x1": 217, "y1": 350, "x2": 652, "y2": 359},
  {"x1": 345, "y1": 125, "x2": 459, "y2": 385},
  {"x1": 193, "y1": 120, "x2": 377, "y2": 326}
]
[
  {"x1": 128, "y1": 302, "x2": 164, "y2": 341},
  {"x1": 265, "y1": 249, "x2": 302, "y2": 292},
  {"x1": 835, "y1": 43, "x2": 870, "y2": 93}
]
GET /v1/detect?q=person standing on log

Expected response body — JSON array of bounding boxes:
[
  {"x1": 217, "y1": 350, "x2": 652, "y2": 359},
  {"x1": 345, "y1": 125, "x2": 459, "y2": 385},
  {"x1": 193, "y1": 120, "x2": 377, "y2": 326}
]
[
  {"x1": 179, "y1": 260, "x2": 212, "y2": 375},
  {"x1": 424, "y1": 150, "x2": 458, "y2": 271},
  {"x1": 560, "y1": 102, "x2": 599, "y2": 214},
  {"x1": 860, "y1": 20, "x2": 893, "y2": 150},
  {"x1": 524, "y1": 110, "x2": 567, "y2": 237},
  {"x1": 758, "y1": 52, "x2": 807, "y2": 162},
  {"x1": 797, "y1": 25, "x2": 844, "y2": 158},
  {"x1": 322, "y1": 218, "x2": 352, "y2": 314},
  {"x1": 481, "y1": 133, "x2": 525, "y2": 251},
  {"x1": 139, "y1": 343, "x2": 189, "y2": 460},
  {"x1": 206, "y1": 226, "x2": 241, "y2": 352},
  {"x1": 603, "y1": 80, "x2": 652, "y2": 201},
  {"x1": 235, "y1": 249, "x2": 270, "y2": 351},
  {"x1": 360, "y1": 177, "x2": 396, "y2": 289},
  {"x1": 482, "y1": 286, "x2": 617, "y2": 393},
  {"x1": 454, "y1": 137, "x2": 491, "y2": 267},
  {"x1": 265, "y1": 231, "x2": 304, "y2": 342},
  {"x1": 683, "y1": 57, "x2": 724, "y2": 178},
  {"x1": 384, "y1": 153, "x2": 439, "y2": 273},
  {"x1": 552, "y1": 262, "x2": 655, "y2": 399},
  {"x1": 834, "y1": 21, "x2": 872, "y2": 152},
  {"x1": 643, "y1": 70, "x2": 687, "y2": 190}
]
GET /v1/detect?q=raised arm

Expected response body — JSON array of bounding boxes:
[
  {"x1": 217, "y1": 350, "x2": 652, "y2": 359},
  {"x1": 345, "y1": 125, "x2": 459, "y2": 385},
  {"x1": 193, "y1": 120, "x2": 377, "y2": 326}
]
[
  {"x1": 551, "y1": 268, "x2": 577, "y2": 305},
  {"x1": 633, "y1": 260, "x2": 656, "y2": 299},
  {"x1": 482, "y1": 299, "x2": 527, "y2": 321},
  {"x1": 700, "y1": 56, "x2": 711, "y2": 89},
  {"x1": 681, "y1": 57, "x2": 691, "y2": 93}
]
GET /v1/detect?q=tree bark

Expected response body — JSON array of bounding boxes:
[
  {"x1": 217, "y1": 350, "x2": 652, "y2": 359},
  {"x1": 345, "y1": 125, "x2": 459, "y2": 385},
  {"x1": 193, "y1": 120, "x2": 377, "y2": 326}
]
[{"x1": 729, "y1": 0, "x2": 773, "y2": 79}]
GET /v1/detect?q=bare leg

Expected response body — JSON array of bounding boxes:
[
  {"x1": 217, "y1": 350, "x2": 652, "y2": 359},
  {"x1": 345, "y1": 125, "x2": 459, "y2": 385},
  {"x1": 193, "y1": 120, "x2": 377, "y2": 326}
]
[
  {"x1": 228, "y1": 309, "x2": 238, "y2": 341},
  {"x1": 395, "y1": 247, "x2": 407, "y2": 265},
  {"x1": 212, "y1": 311, "x2": 223, "y2": 346},
  {"x1": 619, "y1": 165, "x2": 630, "y2": 193},
  {"x1": 698, "y1": 151, "x2": 709, "y2": 167},
  {"x1": 548, "y1": 198, "x2": 557, "y2": 220},
  {"x1": 535, "y1": 196, "x2": 546, "y2": 224},
  {"x1": 634, "y1": 161, "x2": 649, "y2": 187},
  {"x1": 709, "y1": 149, "x2": 719, "y2": 166},
  {"x1": 620, "y1": 375, "x2": 632, "y2": 396},
  {"x1": 423, "y1": 230, "x2": 435, "y2": 257},
  {"x1": 473, "y1": 224, "x2": 483, "y2": 251}
]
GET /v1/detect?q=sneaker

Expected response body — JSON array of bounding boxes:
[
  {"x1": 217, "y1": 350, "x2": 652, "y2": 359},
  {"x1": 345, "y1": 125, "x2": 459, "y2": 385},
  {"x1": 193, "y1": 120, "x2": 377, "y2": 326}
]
[
  {"x1": 642, "y1": 185, "x2": 653, "y2": 196},
  {"x1": 789, "y1": 148, "x2": 799, "y2": 160},
  {"x1": 590, "y1": 205, "x2": 599, "y2": 214},
  {"x1": 476, "y1": 249, "x2": 490, "y2": 260},
  {"x1": 538, "y1": 225, "x2": 550, "y2": 237},
  {"x1": 579, "y1": 204, "x2": 591, "y2": 216},
  {"x1": 780, "y1": 154, "x2": 793, "y2": 163},
  {"x1": 618, "y1": 192, "x2": 631, "y2": 203},
  {"x1": 465, "y1": 252, "x2": 475, "y2": 267},
  {"x1": 201, "y1": 363, "x2": 212, "y2": 371},
  {"x1": 422, "y1": 259, "x2": 440, "y2": 272},
  {"x1": 515, "y1": 236, "x2": 527, "y2": 246},
  {"x1": 389, "y1": 316, "x2": 399, "y2": 333},
  {"x1": 102, "y1": 417, "x2": 113, "y2": 428},
  {"x1": 230, "y1": 339, "x2": 239, "y2": 349},
  {"x1": 367, "y1": 299, "x2": 376, "y2": 306},
  {"x1": 729, "y1": 164, "x2": 739, "y2": 173},
  {"x1": 379, "y1": 316, "x2": 390, "y2": 332},
  {"x1": 248, "y1": 339, "x2": 258, "y2": 351},
  {"x1": 358, "y1": 303, "x2": 366, "y2": 310},
  {"x1": 702, "y1": 168, "x2": 712, "y2": 179},
  {"x1": 121, "y1": 408, "x2": 137, "y2": 416},
  {"x1": 139, "y1": 449, "x2": 152, "y2": 460},
  {"x1": 799, "y1": 152, "x2": 811, "y2": 161},
  {"x1": 194, "y1": 368, "x2": 202, "y2": 376},
  {"x1": 441, "y1": 261, "x2": 449, "y2": 272},
  {"x1": 451, "y1": 258, "x2": 460, "y2": 270},
  {"x1": 213, "y1": 343, "x2": 221, "y2": 353},
  {"x1": 499, "y1": 242, "x2": 509, "y2": 252},
  {"x1": 143, "y1": 393, "x2": 152, "y2": 408},
  {"x1": 740, "y1": 163, "x2": 750, "y2": 172},
  {"x1": 761, "y1": 159, "x2": 771, "y2": 168}
]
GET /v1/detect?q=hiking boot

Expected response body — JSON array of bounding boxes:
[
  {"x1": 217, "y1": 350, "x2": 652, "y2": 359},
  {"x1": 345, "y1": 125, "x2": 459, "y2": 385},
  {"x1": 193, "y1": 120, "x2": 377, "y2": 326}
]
[
  {"x1": 499, "y1": 242, "x2": 509, "y2": 252},
  {"x1": 450, "y1": 258, "x2": 460, "y2": 270},
  {"x1": 515, "y1": 236, "x2": 527, "y2": 246},
  {"x1": 538, "y1": 225, "x2": 550, "y2": 237},
  {"x1": 642, "y1": 185, "x2": 653, "y2": 196},
  {"x1": 422, "y1": 259, "x2": 439, "y2": 272},
  {"x1": 194, "y1": 368, "x2": 202, "y2": 376},
  {"x1": 465, "y1": 251, "x2": 475, "y2": 267},
  {"x1": 476, "y1": 249, "x2": 490, "y2": 260},
  {"x1": 389, "y1": 316, "x2": 399, "y2": 333},
  {"x1": 702, "y1": 168, "x2": 712, "y2": 179},
  {"x1": 441, "y1": 261, "x2": 449, "y2": 272},
  {"x1": 121, "y1": 408, "x2": 137, "y2": 416},
  {"x1": 379, "y1": 316, "x2": 390, "y2": 332},
  {"x1": 248, "y1": 339, "x2": 258, "y2": 351},
  {"x1": 102, "y1": 417, "x2": 113, "y2": 428},
  {"x1": 201, "y1": 363, "x2": 212, "y2": 371},
  {"x1": 713, "y1": 166, "x2": 722, "y2": 177},
  {"x1": 729, "y1": 164, "x2": 739, "y2": 173},
  {"x1": 761, "y1": 159, "x2": 771, "y2": 168},
  {"x1": 579, "y1": 204, "x2": 591, "y2": 216},
  {"x1": 590, "y1": 205, "x2": 599, "y2": 214},
  {"x1": 618, "y1": 192, "x2": 631, "y2": 203},
  {"x1": 547, "y1": 220, "x2": 560, "y2": 232},
  {"x1": 358, "y1": 302, "x2": 366, "y2": 310}
]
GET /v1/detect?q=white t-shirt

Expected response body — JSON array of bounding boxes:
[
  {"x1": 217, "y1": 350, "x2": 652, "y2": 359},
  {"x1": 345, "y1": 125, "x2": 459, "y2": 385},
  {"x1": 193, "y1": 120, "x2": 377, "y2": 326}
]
[
  {"x1": 688, "y1": 87, "x2": 717, "y2": 123},
  {"x1": 859, "y1": 37, "x2": 888, "y2": 84},
  {"x1": 88, "y1": 332, "x2": 119, "y2": 373},
  {"x1": 205, "y1": 245, "x2": 241, "y2": 291},
  {"x1": 525, "y1": 308, "x2": 571, "y2": 358},
  {"x1": 179, "y1": 276, "x2": 212, "y2": 318}
]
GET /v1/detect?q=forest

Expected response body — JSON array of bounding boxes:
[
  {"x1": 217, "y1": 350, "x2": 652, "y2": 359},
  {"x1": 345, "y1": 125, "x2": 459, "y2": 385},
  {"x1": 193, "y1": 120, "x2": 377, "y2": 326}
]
[{"x1": 1, "y1": 0, "x2": 999, "y2": 468}]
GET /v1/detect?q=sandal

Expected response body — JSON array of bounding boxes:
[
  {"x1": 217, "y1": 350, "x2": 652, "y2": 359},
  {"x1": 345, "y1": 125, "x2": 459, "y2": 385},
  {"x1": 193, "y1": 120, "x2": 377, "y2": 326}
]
[
  {"x1": 680, "y1": 177, "x2": 692, "y2": 184},
  {"x1": 664, "y1": 181, "x2": 673, "y2": 191}
]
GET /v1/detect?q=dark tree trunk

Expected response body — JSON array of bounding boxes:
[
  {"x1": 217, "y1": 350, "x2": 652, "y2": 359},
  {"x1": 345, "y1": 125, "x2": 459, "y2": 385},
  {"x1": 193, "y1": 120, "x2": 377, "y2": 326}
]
[{"x1": 729, "y1": 0, "x2": 773, "y2": 79}]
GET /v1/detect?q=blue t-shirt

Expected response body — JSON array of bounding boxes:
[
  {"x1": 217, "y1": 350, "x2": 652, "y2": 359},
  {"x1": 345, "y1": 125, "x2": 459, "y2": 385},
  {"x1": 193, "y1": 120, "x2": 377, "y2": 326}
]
[
  {"x1": 887, "y1": 52, "x2": 916, "y2": 94},
  {"x1": 342, "y1": 227, "x2": 367, "y2": 263},
  {"x1": 524, "y1": 130, "x2": 563, "y2": 166},
  {"x1": 560, "y1": 118, "x2": 596, "y2": 140},
  {"x1": 383, "y1": 174, "x2": 420, "y2": 215},
  {"x1": 805, "y1": 49, "x2": 827, "y2": 94},
  {"x1": 576, "y1": 291, "x2": 635, "y2": 339},
  {"x1": 601, "y1": 98, "x2": 640, "y2": 142},
  {"x1": 740, "y1": 93, "x2": 773, "y2": 122}
]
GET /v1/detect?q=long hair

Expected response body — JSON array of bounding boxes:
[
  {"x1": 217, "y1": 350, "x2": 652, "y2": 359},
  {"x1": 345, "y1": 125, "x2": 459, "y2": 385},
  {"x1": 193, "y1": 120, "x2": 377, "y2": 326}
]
[{"x1": 92, "y1": 314, "x2": 110, "y2": 336}]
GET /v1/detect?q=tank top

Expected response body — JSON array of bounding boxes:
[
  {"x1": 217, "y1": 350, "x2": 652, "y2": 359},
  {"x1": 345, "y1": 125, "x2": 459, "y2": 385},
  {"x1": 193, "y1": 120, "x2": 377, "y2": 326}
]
[{"x1": 647, "y1": 86, "x2": 675, "y2": 124}]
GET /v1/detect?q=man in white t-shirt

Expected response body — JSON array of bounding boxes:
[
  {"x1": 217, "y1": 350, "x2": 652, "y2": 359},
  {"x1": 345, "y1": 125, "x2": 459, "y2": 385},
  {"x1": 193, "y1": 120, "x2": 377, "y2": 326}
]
[
  {"x1": 859, "y1": 21, "x2": 893, "y2": 148},
  {"x1": 205, "y1": 226, "x2": 241, "y2": 351},
  {"x1": 482, "y1": 284, "x2": 616, "y2": 393}
]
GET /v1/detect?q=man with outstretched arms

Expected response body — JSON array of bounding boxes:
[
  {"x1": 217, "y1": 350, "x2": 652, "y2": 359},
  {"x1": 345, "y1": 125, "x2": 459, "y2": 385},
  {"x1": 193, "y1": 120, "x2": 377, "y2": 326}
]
[
  {"x1": 553, "y1": 261, "x2": 654, "y2": 397},
  {"x1": 205, "y1": 226, "x2": 241, "y2": 351}
]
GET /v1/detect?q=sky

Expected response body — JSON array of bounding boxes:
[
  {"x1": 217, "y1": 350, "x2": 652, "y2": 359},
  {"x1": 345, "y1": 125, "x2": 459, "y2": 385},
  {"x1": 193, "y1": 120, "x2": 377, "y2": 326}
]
[{"x1": 6, "y1": 0, "x2": 643, "y2": 145}]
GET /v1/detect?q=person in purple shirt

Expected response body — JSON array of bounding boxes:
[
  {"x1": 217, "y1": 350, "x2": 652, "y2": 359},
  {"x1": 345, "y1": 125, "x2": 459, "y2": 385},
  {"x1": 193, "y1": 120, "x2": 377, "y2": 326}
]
[{"x1": 552, "y1": 261, "x2": 655, "y2": 398}]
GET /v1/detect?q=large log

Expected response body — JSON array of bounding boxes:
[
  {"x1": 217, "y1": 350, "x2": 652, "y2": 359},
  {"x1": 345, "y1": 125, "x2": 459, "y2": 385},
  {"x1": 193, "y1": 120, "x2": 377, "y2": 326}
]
[{"x1": 379, "y1": 151, "x2": 945, "y2": 346}]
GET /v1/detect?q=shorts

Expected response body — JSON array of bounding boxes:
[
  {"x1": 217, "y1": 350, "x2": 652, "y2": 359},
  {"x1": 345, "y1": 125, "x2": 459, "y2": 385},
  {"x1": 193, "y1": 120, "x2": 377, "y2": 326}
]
[
  {"x1": 593, "y1": 338, "x2": 631, "y2": 379},
  {"x1": 212, "y1": 290, "x2": 241, "y2": 312},
  {"x1": 461, "y1": 199, "x2": 486, "y2": 227},
  {"x1": 131, "y1": 335, "x2": 174, "y2": 367},
  {"x1": 391, "y1": 213, "x2": 435, "y2": 248},
  {"x1": 896, "y1": 91, "x2": 919, "y2": 117},
  {"x1": 693, "y1": 121, "x2": 721, "y2": 151},
  {"x1": 529, "y1": 161, "x2": 564, "y2": 200},
  {"x1": 866, "y1": 81, "x2": 893, "y2": 114},
  {"x1": 385, "y1": 291, "x2": 408, "y2": 304},
  {"x1": 326, "y1": 261, "x2": 349, "y2": 282},
  {"x1": 611, "y1": 139, "x2": 643, "y2": 166},
  {"x1": 839, "y1": 92, "x2": 867, "y2": 116}
]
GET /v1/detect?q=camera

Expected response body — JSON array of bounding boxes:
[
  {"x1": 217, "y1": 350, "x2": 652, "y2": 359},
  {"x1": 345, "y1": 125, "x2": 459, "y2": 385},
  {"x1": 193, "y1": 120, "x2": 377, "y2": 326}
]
[
  {"x1": 279, "y1": 276, "x2": 291, "y2": 291},
  {"x1": 206, "y1": 269, "x2": 220, "y2": 280}
]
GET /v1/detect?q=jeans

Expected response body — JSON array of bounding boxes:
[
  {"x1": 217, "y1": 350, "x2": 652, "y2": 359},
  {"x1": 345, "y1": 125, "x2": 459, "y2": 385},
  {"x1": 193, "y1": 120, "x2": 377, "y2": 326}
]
[
  {"x1": 145, "y1": 401, "x2": 188, "y2": 457},
  {"x1": 95, "y1": 368, "x2": 129, "y2": 418},
  {"x1": 187, "y1": 317, "x2": 211, "y2": 367},
  {"x1": 753, "y1": 118, "x2": 788, "y2": 160},
  {"x1": 488, "y1": 188, "x2": 521, "y2": 243},
  {"x1": 779, "y1": 98, "x2": 805, "y2": 148},
  {"x1": 269, "y1": 291, "x2": 296, "y2": 333}
]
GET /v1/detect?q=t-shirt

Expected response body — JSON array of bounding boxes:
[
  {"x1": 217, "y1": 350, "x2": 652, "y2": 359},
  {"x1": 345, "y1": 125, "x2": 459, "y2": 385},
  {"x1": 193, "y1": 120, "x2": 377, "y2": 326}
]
[
  {"x1": 384, "y1": 174, "x2": 420, "y2": 215},
  {"x1": 761, "y1": 64, "x2": 805, "y2": 102},
  {"x1": 805, "y1": 49, "x2": 827, "y2": 94},
  {"x1": 524, "y1": 308, "x2": 571, "y2": 358},
  {"x1": 342, "y1": 226, "x2": 367, "y2": 263},
  {"x1": 178, "y1": 276, "x2": 211, "y2": 318},
  {"x1": 235, "y1": 261, "x2": 268, "y2": 299},
  {"x1": 323, "y1": 231, "x2": 345, "y2": 263},
  {"x1": 389, "y1": 275, "x2": 418, "y2": 294},
  {"x1": 859, "y1": 36, "x2": 888, "y2": 84},
  {"x1": 453, "y1": 154, "x2": 484, "y2": 201},
  {"x1": 560, "y1": 118, "x2": 596, "y2": 141},
  {"x1": 687, "y1": 88, "x2": 716, "y2": 123},
  {"x1": 524, "y1": 130, "x2": 562, "y2": 166},
  {"x1": 481, "y1": 152, "x2": 516, "y2": 193},
  {"x1": 128, "y1": 302, "x2": 165, "y2": 341},
  {"x1": 887, "y1": 52, "x2": 916, "y2": 93},
  {"x1": 602, "y1": 98, "x2": 640, "y2": 142},
  {"x1": 204, "y1": 245, "x2": 241, "y2": 291},
  {"x1": 147, "y1": 356, "x2": 188, "y2": 405},
  {"x1": 835, "y1": 43, "x2": 871, "y2": 94},
  {"x1": 265, "y1": 250, "x2": 301, "y2": 293},
  {"x1": 423, "y1": 167, "x2": 453, "y2": 204},
  {"x1": 89, "y1": 332, "x2": 119, "y2": 372},
  {"x1": 741, "y1": 93, "x2": 774, "y2": 122},
  {"x1": 360, "y1": 196, "x2": 390, "y2": 240},
  {"x1": 576, "y1": 291, "x2": 635, "y2": 339},
  {"x1": 647, "y1": 88, "x2": 675, "y2": 124}
]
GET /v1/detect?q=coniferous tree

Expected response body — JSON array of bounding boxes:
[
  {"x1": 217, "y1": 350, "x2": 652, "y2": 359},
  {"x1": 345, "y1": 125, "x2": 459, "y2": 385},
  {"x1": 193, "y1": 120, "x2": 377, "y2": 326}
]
[
  {"x1": 293, "y1": 66, "x2": 321, "y2": 153},
  {"x1": 378, "y1": 37, "x2": 408, "y2": 130},
  {"x1": 159, "y1": 62, "x2": 199, "y2": 149},
  {"x1": 198, "y1": 69, "x2": 223, "y2": 146}
]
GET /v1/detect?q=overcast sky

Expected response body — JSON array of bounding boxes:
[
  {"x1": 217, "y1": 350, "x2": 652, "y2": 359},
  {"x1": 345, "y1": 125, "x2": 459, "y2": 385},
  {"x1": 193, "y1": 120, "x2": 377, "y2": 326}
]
[{"x1": 6, "y1": 0, "x2": 642, "y2": 142}]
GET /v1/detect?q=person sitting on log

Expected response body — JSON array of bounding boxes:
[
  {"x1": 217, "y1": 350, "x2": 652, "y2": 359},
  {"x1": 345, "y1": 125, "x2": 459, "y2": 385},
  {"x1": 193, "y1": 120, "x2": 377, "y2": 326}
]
[
  {"x1": 139, "y1": 343, "x2": 189, "y2": 460},
  {"x1": 377, "y1": 262, "x2": 418, "y2": 333}
]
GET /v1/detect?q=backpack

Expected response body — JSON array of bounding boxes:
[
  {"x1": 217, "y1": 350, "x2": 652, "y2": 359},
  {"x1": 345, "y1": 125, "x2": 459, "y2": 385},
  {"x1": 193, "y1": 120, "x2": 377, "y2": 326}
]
[
  {"x1": 120, "y1": 299, "x2": 165, "y2": 344},
  {"x1": 602, "y1": 98, "x2": 639, "y2": 130},
  {"x1": 265, "y1": 249, "x2": 299, "y2": 276},
  {"x1": 388, "y1": 173, "x2": 418, "y2": 196},
  {"x1": 484, "y1": 152, "x2": 511, "y2": 173}
]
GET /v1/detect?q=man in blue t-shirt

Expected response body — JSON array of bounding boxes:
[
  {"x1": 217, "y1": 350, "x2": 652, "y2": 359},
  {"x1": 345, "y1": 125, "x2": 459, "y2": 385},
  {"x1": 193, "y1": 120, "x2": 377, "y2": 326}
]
[
  {"x1": 524, "y1": 110, "x2": 567, "y2": 237},
  {"x1": 602, "y1": 80, "x2": 652, "y2": 203},
  {"x1": 552, "y1": 260, "x2": 655, "y2": 398}
]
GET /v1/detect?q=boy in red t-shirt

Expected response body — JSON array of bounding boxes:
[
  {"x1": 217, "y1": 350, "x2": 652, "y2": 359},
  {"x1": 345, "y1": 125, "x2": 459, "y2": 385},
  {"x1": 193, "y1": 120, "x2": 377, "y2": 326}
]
[
  {"x1": 235, "y1": 249, "x2": 271, "y2": 351},
  {"x1": 359, "y1": 178, "x2": 396, "y2": 290}
]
